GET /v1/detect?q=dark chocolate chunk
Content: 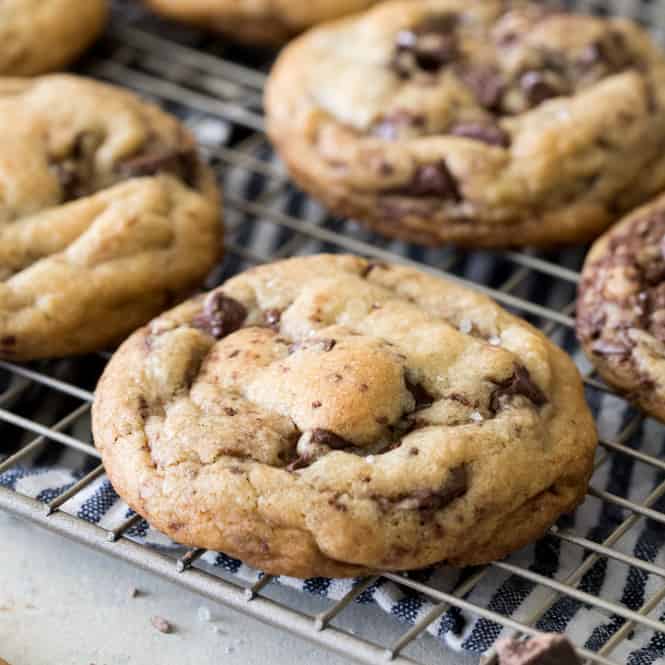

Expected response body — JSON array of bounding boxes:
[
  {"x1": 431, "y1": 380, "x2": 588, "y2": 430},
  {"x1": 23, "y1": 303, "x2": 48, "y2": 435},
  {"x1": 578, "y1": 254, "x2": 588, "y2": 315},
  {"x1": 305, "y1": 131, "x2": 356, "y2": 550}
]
[
  {"x1": 489, "y1": 364, "x2": 547, "y2": 414},
  {"x1": 392, "y1": 13, "x2": 459, "y2": 78},
  {"x1": 51, "y1": 131, "x2": 102, "y2": 202},
  {"x1": 287, "y1": 455, "x2": 312, "y2": 472},
  {"x1": 373, "y1": 110, "x2": 425, "y2": 140},
  {"x1": 264, "y1": 308, "x2": 282, "y2": 330},
  {"x1": 389, "y1": 160, "x2": 461, "y2": 200},
  {"x1": 496, "y1": 633, "x2": 582, "y2": 665},
  {"x1": 0, "y1": 335, "x2": 16, "y2": 346},
  {"x1": 449, "y1": 122, "x2": 510, "y2": 147},
  {"x1": 289, "y1": 338, "x2": 336, "y2": 354},
  {"x1": 577, "y1": 31, "x2": 634, "y2": 73},
  {"x1": 192, "y1": 293, "x2": 247, "y2": 339},
  {"x1": 117, "y1": 144, "x2": 198, "y2": 188},
  {"x1": 310, "y1": 428, "x2": 353, "y2": 450},
  {"x1": 458, "y1": 64, "x2": 505, "y2": 111},
  {"x1": 520, "y1": 71, "x2": 563, "y2": 107},
  {"x1": 405, "y1": 378, "x2": 435, "y2": 410}
]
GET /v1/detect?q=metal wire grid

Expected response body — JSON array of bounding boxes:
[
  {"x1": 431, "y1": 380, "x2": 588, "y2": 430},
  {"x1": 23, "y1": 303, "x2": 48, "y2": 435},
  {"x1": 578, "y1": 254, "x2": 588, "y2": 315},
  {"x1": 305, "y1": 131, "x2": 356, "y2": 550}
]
[{"x1": 1, "y1": 15, "x2": 665, "y2": 665}]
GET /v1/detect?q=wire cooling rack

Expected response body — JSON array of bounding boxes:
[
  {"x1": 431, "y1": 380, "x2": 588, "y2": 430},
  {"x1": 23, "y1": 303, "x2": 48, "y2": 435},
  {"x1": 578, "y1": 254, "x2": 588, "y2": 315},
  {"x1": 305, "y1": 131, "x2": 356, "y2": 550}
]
[{"x1": 3, "y1": 4, "x2": 665, "y2": 665}]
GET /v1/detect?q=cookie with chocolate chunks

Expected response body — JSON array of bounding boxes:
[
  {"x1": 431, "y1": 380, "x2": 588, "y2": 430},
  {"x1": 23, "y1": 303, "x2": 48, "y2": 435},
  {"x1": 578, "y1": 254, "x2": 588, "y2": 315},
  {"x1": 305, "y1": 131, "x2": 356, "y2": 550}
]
[
  {"x1": 93, "y1": 255, "x2": 596, "y2": 578},
  {"x1": 577, "y1": 192, "x2": 665, "y2": 422},
  {"x1": 0, "y1": 75, "x2": 221, "y2": 360},
  {"x1": 0, "y1": 1, "x2": 107, "y2": 76},
  {"x1": 266, "y1": 0, "x2": 665, "y2": 248},
  {"x1": 144, "y1": 0, "x2": 382, "y2": 46}
]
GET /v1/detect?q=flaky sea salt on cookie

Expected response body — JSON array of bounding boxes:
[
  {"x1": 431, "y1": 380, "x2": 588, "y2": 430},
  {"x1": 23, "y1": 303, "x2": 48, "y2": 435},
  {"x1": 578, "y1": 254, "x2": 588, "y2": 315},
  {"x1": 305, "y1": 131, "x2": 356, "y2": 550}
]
[
  {"x1": 266, "y1": 0, "x2": 665, "y2": 248},
  {"x1": 0, "y1": 75, "x2": 221, "y2": 360},
  {"x1": 93, "y1": 254, "x2": 596, "y2": 578}
]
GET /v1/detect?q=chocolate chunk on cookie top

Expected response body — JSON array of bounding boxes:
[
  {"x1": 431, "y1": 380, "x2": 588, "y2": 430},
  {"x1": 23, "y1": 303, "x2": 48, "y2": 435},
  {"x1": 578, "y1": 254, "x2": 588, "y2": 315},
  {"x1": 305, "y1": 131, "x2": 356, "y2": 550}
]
[
  {"x1": 93, "y1": 255, "x2": 596, "y2": 578},
  {"x1": 266, "y1": 0, "x2": 665, "y2": 248},
  {"x1": 577, "y1": 192, "x2": 665, "y2": 423},
  {"x1": 0, "y1": 75, "x2": 221, "y2": 360}
]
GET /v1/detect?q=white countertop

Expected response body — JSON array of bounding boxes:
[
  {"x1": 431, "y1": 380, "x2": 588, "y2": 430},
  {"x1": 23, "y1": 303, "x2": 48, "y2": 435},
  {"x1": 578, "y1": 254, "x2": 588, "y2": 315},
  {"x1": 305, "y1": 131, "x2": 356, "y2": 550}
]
[{"x1": 0, "y1": 511, "x2": 479, "y2": 665}]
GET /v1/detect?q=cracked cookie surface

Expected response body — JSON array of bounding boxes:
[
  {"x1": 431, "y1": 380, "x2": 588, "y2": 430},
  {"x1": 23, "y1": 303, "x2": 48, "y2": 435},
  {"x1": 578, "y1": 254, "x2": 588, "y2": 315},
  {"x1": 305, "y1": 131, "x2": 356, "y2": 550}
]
[
  {"x1": 0, "y1": 75, "x2": 221, "y2": 360},
  {"x1": 144, "y1": 0, "x2": 381, "y2": 46},
  {"x1": 93, "y1": 254, "x2": 596, "y2": 578},
  {"x1": 577, "y1": 192, "x2": 665, "y2": 422},
  {"x1": 0, "y1": 0, "x2": 108, "y2": 75},
  {"x1": 265, "y1": 0, "x2": 665, "y2": 248}
]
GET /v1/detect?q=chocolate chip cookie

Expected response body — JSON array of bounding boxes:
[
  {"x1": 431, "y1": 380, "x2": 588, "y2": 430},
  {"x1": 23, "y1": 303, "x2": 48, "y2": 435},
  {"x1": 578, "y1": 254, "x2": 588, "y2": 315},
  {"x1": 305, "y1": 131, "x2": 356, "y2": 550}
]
[
  {"x1": 577, "y1": 193, "x2": 665, "y2": 422},
  {"x1": 93, "y1": 254, "x2": 596, "y2": 578},
  {"x1": 0, "y1": 75, "x2": 221, "y2": 360},
  {"x1": 144, "y1": 0, "x2": 381, "y2": 46},
  {"x1": 0, "y1": 1, "x2": 108, "y2": 75},
  {"x1": 265, "y1": 0, "x2": 665, "y2": 248}
]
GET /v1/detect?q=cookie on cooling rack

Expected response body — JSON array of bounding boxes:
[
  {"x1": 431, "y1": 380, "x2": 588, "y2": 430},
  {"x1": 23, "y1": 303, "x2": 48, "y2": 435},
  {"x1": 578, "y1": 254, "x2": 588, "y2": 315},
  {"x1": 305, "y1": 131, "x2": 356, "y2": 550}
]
[
  {"x1": 0, "y1": 75, "x2": 221, "y2": 360},
  {"x1": 93, "y1": 254, "x2": 597, "y2": 578},
  {"x1": 577, "y1": 192, "x2": 665, "y2": 423},
  {"x1": 0, "y1": 1, "x2": 108, "y2": 75},
  {"x1": 265, "y1": 0, "x2": 665, "y2": 248},
  {"x1": 144, "y1": 0, "x2": 381, "y2": 46}
]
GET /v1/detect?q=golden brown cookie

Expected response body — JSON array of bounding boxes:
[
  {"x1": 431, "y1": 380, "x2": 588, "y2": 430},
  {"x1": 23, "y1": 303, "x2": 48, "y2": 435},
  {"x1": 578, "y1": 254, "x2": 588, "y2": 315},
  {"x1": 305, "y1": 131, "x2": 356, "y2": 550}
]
[
  {"x1": 577, "y1": 192, "x2": 665, "y2": 422},
  {"x1": 144, "y1": 0, "x2": 381, "y2": 46},
  {"x1": 0, "y1": 75, "x2": 222, "y2": 360},
  {"x1": 266, "y1": 0, "x2": 665, "y2": 248},
  {"x1": 93, "y1": 254, "x2": 596, "y2": 578},
  {"x1": 0, "y1": 0, "x2": 108, "y2": 75}
]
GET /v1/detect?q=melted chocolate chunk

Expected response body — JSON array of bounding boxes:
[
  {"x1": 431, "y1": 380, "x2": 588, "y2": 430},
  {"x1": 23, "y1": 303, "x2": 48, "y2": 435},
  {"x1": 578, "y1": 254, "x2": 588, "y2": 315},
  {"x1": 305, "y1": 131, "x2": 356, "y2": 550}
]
[
  {"x1": 489, "y1": 364, "x2": 547, "y2": 414},
  {"x1": 520, "y1": 71, "x2": 564, "y2": 107},
  {"x1": 51, "y1": 131, "x2": 102, "y2": 202},
  {"x1": 458, "y1": 64, "x2": 505, "y2": 111},
  {"x1": 389, "y1": 161, "x2": 461, "y2": 200},
  {"x1": 310, "y1": 428, "x2": 353, "y2": 450},
  {"x1": 289, "y1": 338, "x2": 336, "y2": 354},
  {"x1": 373, "y1": 110, "x2": 425, "y2": 140},
  {"x1": 117, "y1": 144, "x2": 198, "y2": 187},
  {"x1": 287, "y1": 455, "x2": 312, "y2": 472},
  {"x1": 392, "y1": 13, "x2": 459, "y2": 78},
  {"x1": 192, "y1": 293, "x2": 247, "y2": 339},
  {"x1": 578, "y1": 31, "x2": 634, "y2": 73},
  {"x1": 497, "y1": 633, "x2": 582, "y2": 665},
  {"x1": 406, "y1": 379, "x2": 435, "y2": 410},
  {"x1": 449, "y1": 122, "x2": 510, "y2": 147},
  {"x1": 264, "y1": 308, "x2": 282, "y2": 330}
]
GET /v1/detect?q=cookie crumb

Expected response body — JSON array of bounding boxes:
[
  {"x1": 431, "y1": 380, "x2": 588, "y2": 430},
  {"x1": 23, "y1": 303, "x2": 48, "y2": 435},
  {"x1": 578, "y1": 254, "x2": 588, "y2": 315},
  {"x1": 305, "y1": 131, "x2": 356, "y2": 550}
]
[{"x1": 150, "y1": 616, "x2": 173, "y2": 634}]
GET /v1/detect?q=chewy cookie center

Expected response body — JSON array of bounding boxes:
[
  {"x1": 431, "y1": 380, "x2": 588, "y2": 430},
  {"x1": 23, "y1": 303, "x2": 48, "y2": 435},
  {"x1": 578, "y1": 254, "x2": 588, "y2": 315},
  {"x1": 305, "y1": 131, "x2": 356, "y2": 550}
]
[{"x1": 247, "y1": 332, "x2": 412, "y2": 448}]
